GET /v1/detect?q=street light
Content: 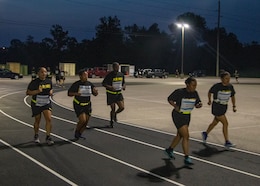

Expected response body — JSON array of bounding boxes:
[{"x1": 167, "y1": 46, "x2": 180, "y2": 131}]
[{"x1": 176, "y1": 23, "x2": 189, "y2": 78}]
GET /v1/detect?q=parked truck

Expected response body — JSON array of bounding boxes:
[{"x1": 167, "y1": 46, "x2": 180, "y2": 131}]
[{"x1": 146, "y1": 69, "x2": 169, "y2": 78}]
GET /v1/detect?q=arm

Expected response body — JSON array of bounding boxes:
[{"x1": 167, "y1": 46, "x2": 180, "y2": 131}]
[
  {"x1": 92, "y1": 87, "x2": 98, "y2": 96},
  {"x1": 208, "y1": 92, "x2": 212, "y2": 105},
  {"x1": 67, "y1": 83, "x2": 81, "y2": 97},
  {"x1": 68, "y1": 91, "x2": 81, "y2": 97},
  {"x1": 168, "y1": 100, "x2": 179, "y2": 112},
  {"x1": 26, "y1": 86, "x2": 42, "y2": 96},
  {"x1": 102, "y1": 76, "x2": 116, "y2": 91}
]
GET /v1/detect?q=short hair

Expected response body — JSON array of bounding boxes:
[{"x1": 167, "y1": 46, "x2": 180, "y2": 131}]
[
  {"x1": 220, "y1": 71, "x2": 230, "y2": 79},
  {"x1": 185, "y1": 77, "x2": 196, "y2": 85},
  {"x1": 113, "y1": 62, "x2": 119, "y2": 67},
  {"x1": 78, "y1": 69, "x2": 86, "y2": 76},
  {"x1": 37, "y1": 67, "x2": 46, "y2": 72}
]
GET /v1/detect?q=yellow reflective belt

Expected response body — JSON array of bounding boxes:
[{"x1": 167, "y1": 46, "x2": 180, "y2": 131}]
[
  {"x1": 180, "y1": 111, "x2": 191, "y2": 115},
  {"x1": 106, "y1": 90, "x2": 122, "y2": 94},
  {"x1": 73, "y1": 98, "x2": 90, "y2": 106},
  {"x1": 31, "y1": 99, "x2": 36, "y2": 103}
]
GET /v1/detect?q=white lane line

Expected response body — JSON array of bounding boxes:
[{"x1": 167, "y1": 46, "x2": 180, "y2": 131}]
[
  {"x1": 26, "y1": 97, "x2": 260, "y2": 180},
  {"x1": 0, "y1": 109, "x2": 185, "y2": 186},
  {"x1": 50, "y1": 96, "x2": 260, "y2": 157},
  {"x1": 0, "y1": 139, "x2": 78, "y2": 186},
  {"x1": 6, "y1": 94, "x2": 260, "y2": 181}
]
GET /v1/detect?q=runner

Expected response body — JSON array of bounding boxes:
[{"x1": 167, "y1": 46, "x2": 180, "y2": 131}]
[
  {"x1": 31, "y1": 67, "x2": 37, "y2": 80},
  {"x1": 164, "y1": 77, "x2": 202, "y2": 165},
  {"x1": 202, "y1": 71, "x2": 237, "y2": 149},
  {"x1": 234, "y1": 70, "x2": 239, "y2": 83},
  {"x1": 46, "y1": 67, "x2": 52, "y2": 81},
  {"x1": 60, "y1": 68, "x2": 66, "y2": 88},
  {"x1": 102, "y1": 62, "x2": 126, "y2": 128},
  {"x1": 54, "y1": 66, "x2": 61, "y2": 86},
  {"x1": 26, "y1": 67, "x2": 54, "y2": 145},
  {"x1": 68, "y1": 69, "x2": 98, "y2": 139}
]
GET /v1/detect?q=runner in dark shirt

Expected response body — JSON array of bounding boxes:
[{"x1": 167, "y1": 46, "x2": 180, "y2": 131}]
[
  {"x1": 68, "y1": 69, "x2": 98, "y2": 139},
  {"x1": 164, "y1": 77, "x2": 202, "y2": 165},
  {"x1": 54, "y1": 66, "x2": 61, "y2": 86},
  {"x1": 31, "y1": 67, "x2": 37, "y2": 80},
  {"x1": 202, "y1": 71, "x2": 237, "y2": 149},
  {"x1": 46, "y1": 67, "x2": 52, "y2": 81},
  {"x1": 102, "y1": 62, "x2": 126, "y2": 128},
  {"x1": 26, "y1": 67, "x2": 54, "y2": 145}
]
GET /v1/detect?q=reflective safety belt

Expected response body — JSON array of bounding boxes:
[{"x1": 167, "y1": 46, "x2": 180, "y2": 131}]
[
  {"x1": 73, "y1": 98, "x2": 90, "y2": 106},
  {"x1": 179, "y1": 111, "x2": 191, "y2": 115},
  {"x1": 106, "y1": 90, "x2": 122, "y2": 94},
  {"x1": 213, "y1": 99, "x2": 228, "y2": 105},
  {"x1": 31, "y1": 99, "x2": 36, "y2": 103}
]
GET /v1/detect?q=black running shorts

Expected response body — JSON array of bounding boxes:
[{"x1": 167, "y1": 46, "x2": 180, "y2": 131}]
[
  {"x1": 106, "y1": 93, "x2": 124, "y2": 105},
  {"x1": 73, "y1": 102, "x2": 92, "y2": 117},
  {"x1": 172, "y1": 110, "x2": 191, "y2": 129},
  {"x1": 212, "y1": 102, "x2": 227, "y2": 116},
  {"x1": 31, "y1": 102, "x2": 52, "y2": 117}
]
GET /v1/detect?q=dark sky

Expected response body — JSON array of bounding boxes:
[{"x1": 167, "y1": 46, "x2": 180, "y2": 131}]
[{"x1": 1, "y1": 0, "x2": 260, "y2": 46}]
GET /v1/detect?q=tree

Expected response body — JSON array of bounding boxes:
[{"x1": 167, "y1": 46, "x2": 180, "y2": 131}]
[
  {"x1": 94, "y1": 16, "x2": 125, "y2": 64},
  {"x1": 125, "y1": 23, "x2": 174, "y2": 70}
]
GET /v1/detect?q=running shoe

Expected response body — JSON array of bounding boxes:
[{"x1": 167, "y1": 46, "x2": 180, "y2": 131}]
[
  {"x1": 34, "y1": 134, "x2": 40, "y2": 143},
  {"x1": 74, "y1": 131, "x2": 81, "y2": 139},
  {"x1": 113, "y1": 113, "x2": 117, "y2": 122},
  {"x1": 110, "y1": 120, "x2": 114, "y2": 128},
  {"x1": 201, "y1": 131, "x2": 208, "y2": 143},
  {"x1": 224, "y1": 141, "x2": 236, "y2": 149},
  {"x1": 164, "y1": 148, "x2": 175, "y2": 159},
  {"x1": 46, "y1": 136, "x2": 54, "y2": 146},
  {"x1": 184, "y1": 156, "x2": 194, "y2": 166}
]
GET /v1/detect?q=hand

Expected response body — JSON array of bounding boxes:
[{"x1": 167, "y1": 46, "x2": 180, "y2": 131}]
[
  {"x1": 233, "y1": 106, "x2": 237, "y2": 112},
  {"x1": 207, "y1": 100, "x2": 212, "y2": 105},
  {"x1": 93, "y1": 88, "x2": 98, "y2": 96},
  {"x1": 38, "y1": 86, "x2": 43, "y2": 93},
  {"x1": 195, "y1": 102, "x2": 202, "y2": 108}
]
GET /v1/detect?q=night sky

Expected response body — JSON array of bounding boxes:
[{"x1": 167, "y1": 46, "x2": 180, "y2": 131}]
[{"x1": 1, "y1": 0, "x2": 259, "y2": 46}]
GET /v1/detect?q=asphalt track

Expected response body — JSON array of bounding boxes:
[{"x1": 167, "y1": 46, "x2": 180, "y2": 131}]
[{"x1": 0, "y1": 76, "x2": 259, "y2": 186}]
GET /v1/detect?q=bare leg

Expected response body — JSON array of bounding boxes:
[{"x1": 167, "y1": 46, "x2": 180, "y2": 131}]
[
  {"x1": 206, "y1": 117, "x2": 219, "y2": 134},
  {"x1": 34, "y1": 114, "x2": 41, "y2": 135},
  {"x1": 42, "y1": 109, "x2": 52, "y2": 136}
]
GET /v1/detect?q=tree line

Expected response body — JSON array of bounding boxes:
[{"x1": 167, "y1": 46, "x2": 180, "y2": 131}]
[{"x1": 0, "y1": 12, "x2": 259, "y2": 77}]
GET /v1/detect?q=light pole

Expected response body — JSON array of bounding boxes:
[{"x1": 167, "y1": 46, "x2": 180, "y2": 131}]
[{"x1": 176, "y1": 23, "x2": 189, "y2": 78}]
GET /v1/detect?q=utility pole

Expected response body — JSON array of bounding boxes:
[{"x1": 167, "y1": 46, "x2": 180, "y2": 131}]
[{"x1": 216, "y1": 0, "x2": 220, "y2": 77}]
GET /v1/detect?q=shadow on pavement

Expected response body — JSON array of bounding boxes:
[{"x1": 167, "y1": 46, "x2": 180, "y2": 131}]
[
  {"x1": 192, "y1": 143, "x2": 227, "y2": 157},
  {"x1": 137, "y1": 158, "x2": 187, "y2": 183}
]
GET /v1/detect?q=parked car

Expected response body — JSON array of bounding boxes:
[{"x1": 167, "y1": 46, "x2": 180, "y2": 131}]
[
  {"x1": 189, "y1": 70, "x2": 206, "y2": 77},
  {"x1": 88, "y1": 67, "x2": 109, "y2": 78},
  {"x1": 0, "y1": 69, "x2": 23, "y2": 79},
  {"x1": 146, "y1": 69, "x2": 169, "y2": 78},
  {"x1": 134, "y1": 68, "x2": 152, "y2": 78}
]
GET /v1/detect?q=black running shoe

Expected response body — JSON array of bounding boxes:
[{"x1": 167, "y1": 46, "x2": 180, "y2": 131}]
[{"x1": 110, "y1": 120, "x2": 114, "y2": 128}]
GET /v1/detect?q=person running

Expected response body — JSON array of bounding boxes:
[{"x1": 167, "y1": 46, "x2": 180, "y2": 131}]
[
  {"x1": 68, "y1": 69, "x2": 98, "y2": 139},
  {"x1": 234, "y1": 70, "x2": 239, "y2": 83},
  {"x1": 60, "y1": 68, "x2": 66, "y2": 88},
  {"x1": 26, "y1": 67, "x2": 54, "y2": 145},
  {"x1": 46, "y1": 67, "x2": 52, "y2": 81},
  {"x1": 102, "y1": 62, "x2": 126, "y2": 128},
  {"x1": 54, "y1": 66, "x2": 61, "y2": 86},
  {"x1": 202, "y1": 71, "x2": 237, "y2": 149},
  {"x1": 164, "y1": 77, "x2": 202, "y2": 165},
  {"x1": 31, "y1": 67, "x2": 37, "y2": 80}
]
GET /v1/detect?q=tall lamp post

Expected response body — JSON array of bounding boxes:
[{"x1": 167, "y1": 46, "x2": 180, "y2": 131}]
[{"x1": 176, "y1": 23, "x2": 189, "y2": 78}]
